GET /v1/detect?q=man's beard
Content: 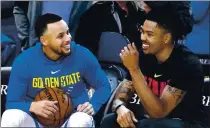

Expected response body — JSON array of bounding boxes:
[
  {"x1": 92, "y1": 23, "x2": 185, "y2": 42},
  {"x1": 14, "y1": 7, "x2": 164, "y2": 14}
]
[{"x1": 51, "y1": 47, "x2": 71, "y2": 56}]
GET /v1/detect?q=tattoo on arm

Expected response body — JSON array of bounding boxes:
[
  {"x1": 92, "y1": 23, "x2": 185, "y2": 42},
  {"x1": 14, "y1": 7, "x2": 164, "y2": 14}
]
[
  {"x1": 112, "y1": 80, "x2": 135, "y2": 112},
  {"x1": 114, "y1": 80, "x2": 135, "y2": 102},
  {"x1": 167, "y1": 86, "x2": 186, "y2": 104}
]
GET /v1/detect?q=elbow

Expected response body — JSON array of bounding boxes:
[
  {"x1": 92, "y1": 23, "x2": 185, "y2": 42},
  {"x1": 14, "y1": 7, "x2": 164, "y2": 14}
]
[
  {"x1": 149, "y1": 112, "x2": 166, "y2": 119},
  {"x1": 148, "y1": 104, "x2": 168, "y2": 119}
]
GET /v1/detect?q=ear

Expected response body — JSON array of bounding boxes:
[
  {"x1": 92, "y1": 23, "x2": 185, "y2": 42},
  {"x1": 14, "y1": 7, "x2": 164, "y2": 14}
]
[
  {"x1": 40, "y1": 36, "x2": 48, "y2": 46},
  {"x1": 164, "y1": 33, "x2": 172, "y2": 44}
]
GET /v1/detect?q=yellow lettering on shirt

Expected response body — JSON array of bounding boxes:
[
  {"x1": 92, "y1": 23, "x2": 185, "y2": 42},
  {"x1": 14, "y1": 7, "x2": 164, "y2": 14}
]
[
  {"x1": 76, "y1": 72, "x2": 80, "y2": 82},
  {"x1": 32, "y1": 72, "x2": 81, "y2": 88},
  {"x1": 60, "y1": 76, "x2": 66, "y2": 87}
]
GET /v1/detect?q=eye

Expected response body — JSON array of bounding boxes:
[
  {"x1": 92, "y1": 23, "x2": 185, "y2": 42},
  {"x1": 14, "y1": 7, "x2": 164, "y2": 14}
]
[
  {"x1": 148, "y1": 33, "x2": 153, "y2": 37},
  {"x1": 58, "y1": 34, "x2": 64, "y2": 39},
  {"x1": 66, "y1": 30, "x2": 70, "y2": 35}
]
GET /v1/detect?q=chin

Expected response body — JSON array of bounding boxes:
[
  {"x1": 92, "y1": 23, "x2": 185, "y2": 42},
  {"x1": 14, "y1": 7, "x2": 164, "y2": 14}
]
[
  {"x1": 64, "y1": 50, "x2": 71, "y2": 55},
  {"x1": 143, "y1": 50, "x2": 149, "y2": 54}
]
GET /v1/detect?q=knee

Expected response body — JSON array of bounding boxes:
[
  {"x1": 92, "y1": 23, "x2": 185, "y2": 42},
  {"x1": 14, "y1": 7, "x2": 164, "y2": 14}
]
[
  {"x1": 136, "y1": 119, "x2": 184, "y2": 128},
  {"x1": 101, "y1": 113, "x2": 117, "y2": 124},
  {"x1": 1, "y1": 109, "x2": 29, "y2": 127},
  {"x1": 100, "y1": 113, "x2": 118, "y2": 128},
  {"x1": 67, "y1": 112, "x2": 95, "y2": 127}
]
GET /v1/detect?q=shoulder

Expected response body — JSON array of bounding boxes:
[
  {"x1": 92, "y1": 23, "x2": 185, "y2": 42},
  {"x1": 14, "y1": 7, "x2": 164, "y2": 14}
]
[
  {"x1": 72, "y1": 42, "x2": 100, "y2": 69},
  {"x1": 73, "y1": 42, "x2": 97, "y2": 61},
  {"x1": 168, "y1": 44, "x2": 204, "y2": 91},
  {"x1": 174, "y1": 44, "x2": 202, "y2": 73},
  {"x1": 13, "y1": 43, "x2": 41, "y2": 65},
  {"x1": 171, "y1": 44, "x2": 203, "y2": 82},
  {"x1": 72, "y1": 41, "x2": 88, "y2": 53}
]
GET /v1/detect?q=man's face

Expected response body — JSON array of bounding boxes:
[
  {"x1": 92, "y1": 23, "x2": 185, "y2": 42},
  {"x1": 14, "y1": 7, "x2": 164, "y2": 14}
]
[
  {"x1": 42, "y1": 20, "x2": 71, "y2": 56},
  {"x1": 140, "y1": 20, "x2": 167, "y2": 55}
]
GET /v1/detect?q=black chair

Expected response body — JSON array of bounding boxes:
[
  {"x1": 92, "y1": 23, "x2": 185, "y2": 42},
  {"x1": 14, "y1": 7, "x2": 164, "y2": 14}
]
[
  {"x1": 97, "y1": 32, "x2": 130, "y2": 92},
  {"x1": 94, "y1": 64, "x2": 125, "y2": 127},
  {"x1": 1, "y1": 1, "x2": 21, "y2": 59},
  {"x1": 97, "y1": 32, "x2": 130, "y2": 64},
  {"x1": 93, "y1": 32, "x2": 130, "y2": 126}
]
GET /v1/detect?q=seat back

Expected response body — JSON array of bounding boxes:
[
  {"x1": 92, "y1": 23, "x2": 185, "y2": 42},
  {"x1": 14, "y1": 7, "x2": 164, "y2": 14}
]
[
  {"x1": 93, "y1": 64, "x2": 127, "y2": 126},
  {"x1": 101, "y1": 64, "x2": 130, "y2": 117},
  {"x1": 97, "y1": 31, "x2": 131, "y2": 118},
  {"x1": 101, "y1": 64, "x2": 126, "y2": 93},
  {"x1": 97, "y1": 32, "x2": 129, "y2": 64},
  {"x1": 1, "y1": 33, "x2": 18, "y2": 67}
]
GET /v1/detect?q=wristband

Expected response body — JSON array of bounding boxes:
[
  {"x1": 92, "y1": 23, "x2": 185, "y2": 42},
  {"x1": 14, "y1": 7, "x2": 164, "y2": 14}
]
[{"x1": 112, "y1": 99, "x2": 125, "y2": 112}]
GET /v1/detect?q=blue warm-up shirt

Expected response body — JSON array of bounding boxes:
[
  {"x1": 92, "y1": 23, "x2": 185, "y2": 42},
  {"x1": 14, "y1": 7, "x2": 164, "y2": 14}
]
[{"x1": 6, "y1": 41, "x2": 111, "y2": 115}]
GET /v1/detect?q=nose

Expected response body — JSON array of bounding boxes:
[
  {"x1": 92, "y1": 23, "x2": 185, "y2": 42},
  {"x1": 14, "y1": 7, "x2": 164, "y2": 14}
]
[
  {"x1": 65, "y1": 33, "x2": 71, "y2": 42},
  {"x1": 141, "y1": 33, "x2": 146, "y2": 42}
]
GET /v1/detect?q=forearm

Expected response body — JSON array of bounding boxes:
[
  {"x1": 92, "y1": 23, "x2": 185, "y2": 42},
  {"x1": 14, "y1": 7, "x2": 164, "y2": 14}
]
[
  {"x1": 90, "y1": 84, "x2": 111, "y2": 114},
  {"x1": 112, "y1": 79, "x2": 134, "y2": 112},
  {"x1": 129, "y1": 69, "x2": 165, "y2": 118},
  {"x1": 112, "y1": 99, "x2": 126, "y2": 112}
]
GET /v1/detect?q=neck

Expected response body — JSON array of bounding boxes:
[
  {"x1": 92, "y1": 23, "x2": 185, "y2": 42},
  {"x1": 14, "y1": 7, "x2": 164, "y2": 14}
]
[
  {"x1": 42, "y1": 46, "x2": 61, "y2": 61},
  {"x1": 155, "y1": 43, "x2": 174, "y2": 63}
]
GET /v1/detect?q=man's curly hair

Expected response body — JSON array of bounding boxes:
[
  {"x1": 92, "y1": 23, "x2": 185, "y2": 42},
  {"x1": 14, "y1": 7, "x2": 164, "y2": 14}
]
[{"x1": 145, "y1": 2, "x2": 194, "y2": 41}]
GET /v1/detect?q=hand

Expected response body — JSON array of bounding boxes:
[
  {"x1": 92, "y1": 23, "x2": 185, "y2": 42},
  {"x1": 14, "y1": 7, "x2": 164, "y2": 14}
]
[
  {"x1": 120, "y1": 79, "x2": 133, "y2": 87},
  {"x1": 116, "y1": 105, "x2": 138, "y2": 128},
  {"x1": 30, "y1": 100, "x2": 58, "y2": 119},
  {"x1": 77, "y1": 102, "x2": 94, "y2": 116},
  {"x1": 120, "y1": 43, "x2": 140, "y2": 71}
]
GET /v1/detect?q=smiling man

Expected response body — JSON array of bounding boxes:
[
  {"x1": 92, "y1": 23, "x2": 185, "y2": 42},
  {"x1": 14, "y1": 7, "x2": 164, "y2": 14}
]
[
  {"x1": 100, "y1": 8, "x2": 207, "y2": 128},
  {"x1": 1, "y1": 13, "x2": 111, "y2": 127}
]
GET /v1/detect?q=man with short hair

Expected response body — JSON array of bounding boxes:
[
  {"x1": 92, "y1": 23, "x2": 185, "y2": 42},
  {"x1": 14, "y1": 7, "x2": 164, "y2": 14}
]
[
  {"x1": 1, "y1": 13, "x2": 111, "y2": 127},
  {"x1": 100, "y1": 8, "x2": 207, "y2": 128}
]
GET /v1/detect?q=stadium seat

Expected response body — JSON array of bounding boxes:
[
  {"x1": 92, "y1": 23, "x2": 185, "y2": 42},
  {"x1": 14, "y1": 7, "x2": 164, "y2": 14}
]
[
  {"x1": 94, "y1": 32, "x2": 130, "y2": 126},
  {"x1": 97, "y1": 32, "x2": 130, "y2": 64},
  {"x1": 93, "y1": 63, "x2": 127, "y2": 127},
  {"x1": 1, "y1": 33, "x2": 17, "y2": 67},
  {"x1": 1, "y1": 1, "x2": 21, "y2": 58}
]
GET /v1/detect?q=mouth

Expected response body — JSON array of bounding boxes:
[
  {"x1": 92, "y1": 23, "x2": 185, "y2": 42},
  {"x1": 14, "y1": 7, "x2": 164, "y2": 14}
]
[
  {"x1": 142, "y1": 43, "x2": 150, "y2": 51},
  {"x1": 62, "y1": 44, "x2": 70, "y2": 50}
]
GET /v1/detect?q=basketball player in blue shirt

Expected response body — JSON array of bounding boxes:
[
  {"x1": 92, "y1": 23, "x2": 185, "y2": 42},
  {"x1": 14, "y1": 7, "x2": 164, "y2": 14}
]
[{"x1": 1, "y1": 13, "x2": 111, "y2": 127}]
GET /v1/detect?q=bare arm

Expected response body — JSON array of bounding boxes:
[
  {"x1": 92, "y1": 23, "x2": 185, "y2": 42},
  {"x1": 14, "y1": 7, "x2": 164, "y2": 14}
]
[
  {"x1": 130, "y1": 69, "x2": 186, "y2": 118},
  {"x1": 112, "y1": 79, "x2": 135, "y2": 112}
]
